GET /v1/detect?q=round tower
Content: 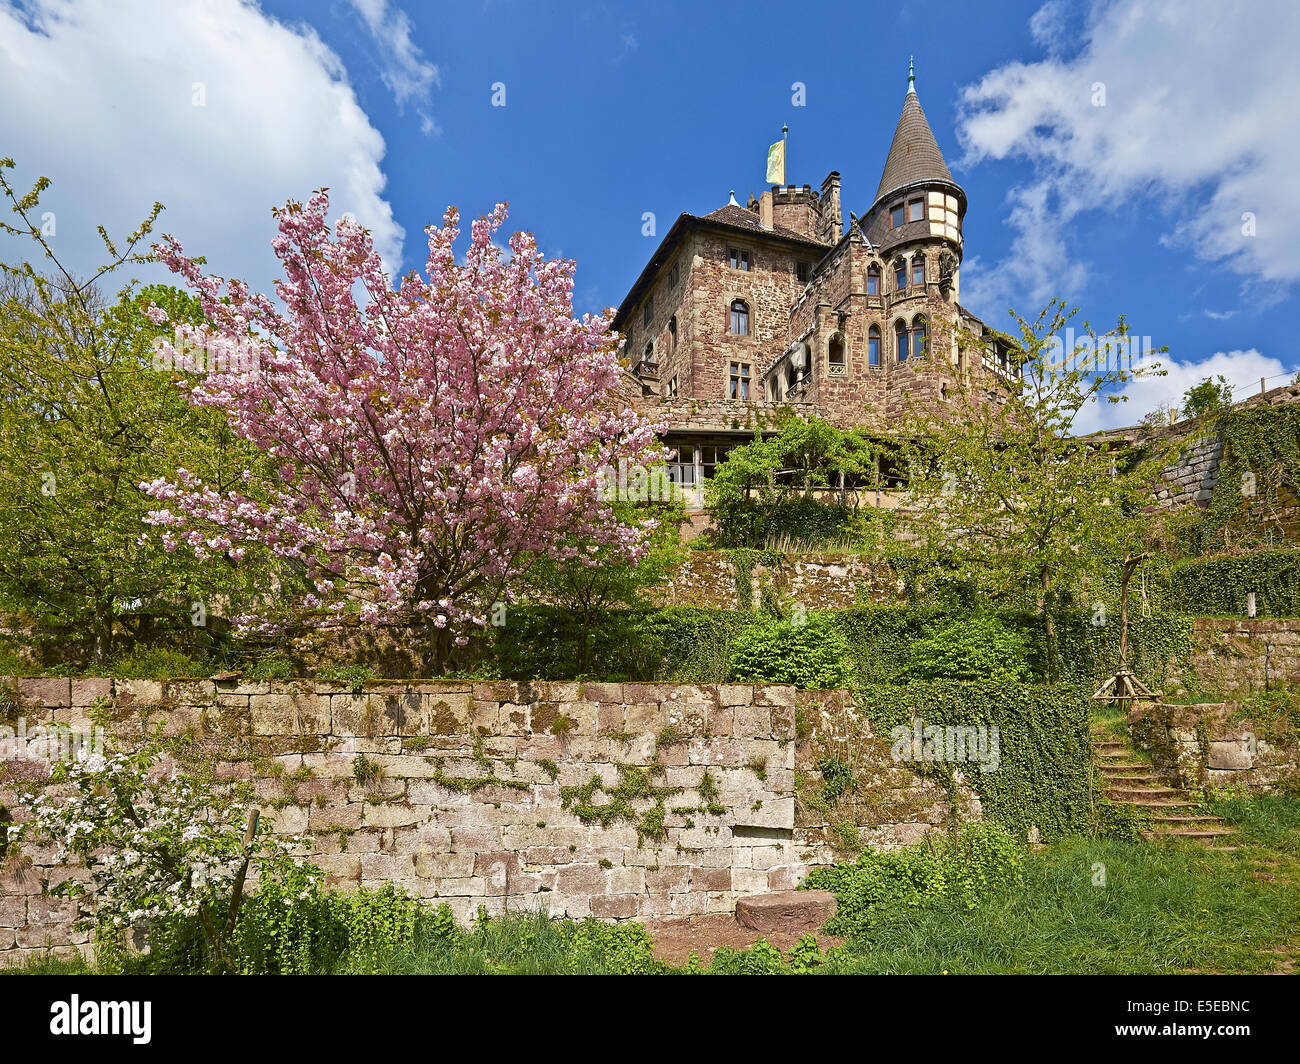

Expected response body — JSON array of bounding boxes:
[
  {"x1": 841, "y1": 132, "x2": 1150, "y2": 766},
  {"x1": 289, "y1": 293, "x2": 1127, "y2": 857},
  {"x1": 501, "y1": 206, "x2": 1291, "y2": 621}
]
[{"x1": 861, "y1": 58, "x2": 965, "y2": 304}]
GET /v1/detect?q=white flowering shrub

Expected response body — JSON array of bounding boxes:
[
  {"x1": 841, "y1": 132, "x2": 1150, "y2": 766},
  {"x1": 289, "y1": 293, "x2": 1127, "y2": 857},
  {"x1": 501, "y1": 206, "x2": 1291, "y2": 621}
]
[{"x1": 24, "y1": 745, "x2": 310, "y2": 970}]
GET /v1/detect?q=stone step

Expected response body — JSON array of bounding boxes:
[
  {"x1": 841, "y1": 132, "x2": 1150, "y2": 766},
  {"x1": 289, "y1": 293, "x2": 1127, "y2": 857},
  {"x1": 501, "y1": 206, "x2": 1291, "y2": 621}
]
[
  {"x1": 1140, "y1": 827, "x2": 1236, "y2": 841},
  {"x1": 1148, "y1": 814, "x2": 1225, "y2": 826},
  {"x1": 1105, "y1": 786, "x2": 1185, "y2": 801},
  {"x1": 1093, "y1": 741, "x2": 1129, "y2": 754},
  {"x1": 734, "y1": 890, "x2": 837, "y2": 935},
  {"x1": 1097, "y1": 761, "x2": 1153, "y2": 771},
  {"x1": 1099, "y1": 770, "x2": 1170, "y2": 784}
]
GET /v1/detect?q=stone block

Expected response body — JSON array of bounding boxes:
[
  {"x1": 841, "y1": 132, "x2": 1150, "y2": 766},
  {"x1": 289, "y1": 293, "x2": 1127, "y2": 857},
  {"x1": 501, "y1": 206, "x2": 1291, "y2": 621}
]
[{"x1": 734, "y1": 889, "x2": 836, "y2": 933}]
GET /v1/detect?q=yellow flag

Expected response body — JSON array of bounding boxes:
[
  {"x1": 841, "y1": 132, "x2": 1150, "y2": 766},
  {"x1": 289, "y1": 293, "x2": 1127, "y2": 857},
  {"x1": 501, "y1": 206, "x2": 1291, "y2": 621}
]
[{"x1": 766, "y1": 137, "x2": 785, "y2": 185}]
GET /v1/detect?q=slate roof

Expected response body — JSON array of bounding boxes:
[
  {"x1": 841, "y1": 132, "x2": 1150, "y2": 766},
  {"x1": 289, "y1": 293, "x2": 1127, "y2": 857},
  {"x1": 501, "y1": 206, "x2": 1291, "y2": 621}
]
[
  {"x1": 875, "y1": 90, "x2": 954, "y2": 201},
  {"x1": 701, "y1": 203, "x2": 815, "y2": 244}
]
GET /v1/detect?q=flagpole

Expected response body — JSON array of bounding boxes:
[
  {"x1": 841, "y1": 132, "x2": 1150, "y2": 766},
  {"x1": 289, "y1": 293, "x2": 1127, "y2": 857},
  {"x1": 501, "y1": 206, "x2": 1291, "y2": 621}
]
[{"x1": 782, "y1": 124, "x2": 788, "y2": 187}]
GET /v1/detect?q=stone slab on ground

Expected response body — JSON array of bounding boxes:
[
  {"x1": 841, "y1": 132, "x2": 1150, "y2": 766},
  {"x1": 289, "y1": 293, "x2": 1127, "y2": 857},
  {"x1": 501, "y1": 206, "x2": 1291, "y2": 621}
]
[
  {"x1": 643, "y1": 912, "x2": 843, "y2": 968},
  {"x1": 734, "y1": 889, "x2": 837, "y2": 934}
]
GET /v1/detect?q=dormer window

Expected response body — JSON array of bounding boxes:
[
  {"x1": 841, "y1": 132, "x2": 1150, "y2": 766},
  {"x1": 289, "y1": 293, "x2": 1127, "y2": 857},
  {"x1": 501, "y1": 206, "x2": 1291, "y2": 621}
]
[
  {"x1": 729, "y1": 248, "x2": 750, "y2": 271},
  {"x1": 890, "y1": 204, "x2": 905, "y2": 228},
  {"x1": 908, "y1": 198, "x2": 924, "y2": 223}
]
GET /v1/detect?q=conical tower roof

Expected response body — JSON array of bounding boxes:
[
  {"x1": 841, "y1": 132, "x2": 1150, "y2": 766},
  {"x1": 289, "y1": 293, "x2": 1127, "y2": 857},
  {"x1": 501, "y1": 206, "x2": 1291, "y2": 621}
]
[{"x1": 875, "y1": 61, "x2": 953, "y2": 201}]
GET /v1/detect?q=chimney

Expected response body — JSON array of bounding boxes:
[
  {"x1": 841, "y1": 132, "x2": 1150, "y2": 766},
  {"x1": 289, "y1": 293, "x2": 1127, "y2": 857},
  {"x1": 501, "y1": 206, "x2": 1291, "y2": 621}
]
[
  {"x1": 758, "y1": 190, "x2": 774, "y2": 230},
  {"x1": 818, "y1": 171, "x2": 842, "y2": 243}
]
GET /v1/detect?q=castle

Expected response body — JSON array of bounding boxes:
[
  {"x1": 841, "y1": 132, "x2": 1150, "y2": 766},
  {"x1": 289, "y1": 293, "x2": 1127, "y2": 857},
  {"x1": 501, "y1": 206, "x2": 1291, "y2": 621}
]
[{"x1": 613, "y1": 64, "x2": 1019, "y2": 492}]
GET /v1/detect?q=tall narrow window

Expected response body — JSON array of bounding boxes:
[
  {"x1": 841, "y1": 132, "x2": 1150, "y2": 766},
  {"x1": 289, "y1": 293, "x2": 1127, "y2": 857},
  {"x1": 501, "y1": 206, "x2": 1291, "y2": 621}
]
[
  {"x1": 669, "y1": 263, "x2": 680, "y2": 288},
  {"x1": 668, "y1": 315, "x2": 677, "y2": 352},
  {"x1": 643, "y1": 341, "x2": 655, "y2": 366},
  {"x1": 643, "y1": 296, "x2": 653, "y2": 326},
  {"x1": 868, "y1": 325, "x2": 881, "y2": 366},
  {"x1": 866, "y1": 264, "x2": 880, "y2": 295},
  {"x1": 828, "y1": 335, "x2": 846, "y2": 376},
  {"x1": 912, "y1": 256, "x2": 925, "y2": 286},
  {"x1": 796, "y1": 260, "x2": 811, "y2": 282},
  {"x1": 890, "y1": 203, "x2": 904, "y2": 228},
  {"x1": 729, "y1": 362, "x2": 751, "y2": 399},
  {"x1": 729, "y1": 299, "x2": 750, "y2": 336},
  {"x1": 896, "y1": 320, "x2": 909, "y2": 362},
  {"x1": 894, "y1": 259, "x2": 907, "y2": 291},
  {"x1": 912, "y1": 315, "x2": 927, "y2": 358}
]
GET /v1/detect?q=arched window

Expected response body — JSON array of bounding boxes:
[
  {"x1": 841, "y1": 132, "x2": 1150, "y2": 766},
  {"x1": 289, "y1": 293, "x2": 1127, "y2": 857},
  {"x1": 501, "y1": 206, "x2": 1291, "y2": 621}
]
[
  {"x1": 866, "y1": 264, "x2": 881, "y2": 296},
  {"x1": 729, "y1": 299, "x2": 750, "y2": 336},
  {"x1": 895, "y1": 320, "x2": 909, "y2": 362},
  {"x1": 643, "y1": 341, "x2": 655, "y2": 366},
  {"x1": 668, "y1": 315, "x2": 677, "y2": 352},
  {"x1": 894, "y1": 259, "x2": 907, "y2": 291},
  {"x1": 912, "y1": 315, "x2": 927, "y2": 358},
  {"x1": 868, "y1": 325, "x2": 881, "y2": 367},
  {"x1": 911, "y1": 255, "x2": 925, "y2": 287},
  {"x1": 786, "y1": 363, "x2": 799, "y2": 391},
  {"x1": 828, "y1": 334, "x2": 846, "y2": 377}
]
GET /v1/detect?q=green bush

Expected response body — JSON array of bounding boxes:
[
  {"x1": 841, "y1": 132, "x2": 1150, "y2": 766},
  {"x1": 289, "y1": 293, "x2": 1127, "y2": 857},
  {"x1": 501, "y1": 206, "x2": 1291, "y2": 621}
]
[
  {"x1": 727, "y1": 615, "x2": 853, "y2": 688},
  {"x1": 903, "y1": 614, "x2": 1031, "y2": 682},
  {"x1": 805, "y1": 822, "x2": 1025, "y2": 938}
]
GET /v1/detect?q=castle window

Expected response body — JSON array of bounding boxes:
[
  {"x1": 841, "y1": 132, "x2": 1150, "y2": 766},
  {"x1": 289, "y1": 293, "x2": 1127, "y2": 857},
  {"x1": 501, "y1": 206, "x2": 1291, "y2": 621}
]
[
  {"x1": 828, "y1": 335, "x2": 846, "y2": 377},
  {"x1": 796, "y1": 260, "x2": 811, "y2": 283},
  {"x1": 890, "y1": 203, "x2": 904, "y2": 228},
  {"x1": 786, "y1": 363, "x2": 799, "y2": 391},
  {"x1": 912, "y1": 256, "x2": 925, "y2": 286},
  {"x1": 643, "y1": 296, "x2": 653, "y2": 326},
  {"x1": 894, "y1": 260, "x2": 907, "y2": 291},
  {"x1": 729, "y1": 362, "x2": 751, "y2": 400},
  {"x1": 669, "y1": 263, "x2": 680, "y2": 288},
  {"x1": 908, "y1": 198, "x2": 924, "y2": 223},
  {"x1": 729, "y1": 248, "x2": 750, "y2": 271},
  {"x1": 896, "y1": 320, "x2": 909, "y2": 362},
  {"x1": 868, "y1": 325, "x2": 881, "y2": 367},
  {"x1": 668, "y1": 315, "x2": 677, "y2": 352},
  {"x1": 665, "y1": 375, "x2": 679, "y2": 398},
  {"x1": 912, "y1": 315, "x2": 927, "y2": 358},
  {"x1": 867, "y1": 264, "x2": 881, "y2": 295},
  {"x1": 729, "y1": 299, "x2": 750, "y2": 336},
  {"x1": 643, "y1": 341, "x2": 655, "y2": 366}
]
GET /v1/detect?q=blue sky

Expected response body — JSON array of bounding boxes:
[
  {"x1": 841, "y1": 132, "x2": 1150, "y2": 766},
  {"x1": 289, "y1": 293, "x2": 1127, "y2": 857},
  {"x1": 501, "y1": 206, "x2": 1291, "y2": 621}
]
[{"x1": 3, "y1": 0, "x2": 1298, "y2": 430}]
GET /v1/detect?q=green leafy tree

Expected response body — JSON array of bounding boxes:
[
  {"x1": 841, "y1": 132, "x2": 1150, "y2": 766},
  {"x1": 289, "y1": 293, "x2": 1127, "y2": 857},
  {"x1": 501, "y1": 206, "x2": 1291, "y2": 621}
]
[
  {"x1": 0, "y1": 159, "x2": 267, "y2": 662},
  {"x1": 897, "y1": 300, "x2": 1179, "y2": 680},
  {"x1": 705, "y1": 414, "x2": 876, "y2": 547},
  {"x1": 1182, "y1": 374, "x2": 1233, "y2": 419},
  {"x1": 523, "y1": 496, "x2": 687, "y2": 672}
]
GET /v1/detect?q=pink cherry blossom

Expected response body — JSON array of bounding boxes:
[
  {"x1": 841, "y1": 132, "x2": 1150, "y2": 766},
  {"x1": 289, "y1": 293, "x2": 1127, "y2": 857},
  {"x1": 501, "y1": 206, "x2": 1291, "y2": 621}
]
[{"x1": 144, "y1": 193, "x2": 664, "y2": 664}]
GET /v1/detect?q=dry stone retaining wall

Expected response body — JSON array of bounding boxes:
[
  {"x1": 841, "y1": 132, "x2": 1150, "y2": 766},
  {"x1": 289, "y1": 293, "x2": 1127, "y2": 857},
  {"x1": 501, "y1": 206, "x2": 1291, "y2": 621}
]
[{"x1": 0, "y1": 677, "x2": 959, "y2": 967}]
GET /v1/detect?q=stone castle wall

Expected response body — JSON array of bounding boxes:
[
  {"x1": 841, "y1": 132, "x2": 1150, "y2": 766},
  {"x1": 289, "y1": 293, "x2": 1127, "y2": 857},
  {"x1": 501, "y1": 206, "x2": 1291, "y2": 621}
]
[
  {"x1": 0, "y1": 677, "x2": 959, "y2": 967},
  {"x1": 651, "y1": 551, "x2": 902, "y2": 610}
]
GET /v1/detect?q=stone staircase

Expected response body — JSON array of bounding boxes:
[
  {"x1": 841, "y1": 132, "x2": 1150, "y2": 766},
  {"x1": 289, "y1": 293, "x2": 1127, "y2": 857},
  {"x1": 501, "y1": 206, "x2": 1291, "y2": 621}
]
[{"x1": 1092, "y1": 732, "x2": 1236, "y2": 846}]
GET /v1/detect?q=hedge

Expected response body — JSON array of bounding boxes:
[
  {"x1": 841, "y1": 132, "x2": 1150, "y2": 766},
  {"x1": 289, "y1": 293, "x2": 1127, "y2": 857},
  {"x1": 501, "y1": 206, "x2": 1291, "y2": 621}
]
[{"x1": 1168, "y1": 550, "x2": 1300, "y2": 617}]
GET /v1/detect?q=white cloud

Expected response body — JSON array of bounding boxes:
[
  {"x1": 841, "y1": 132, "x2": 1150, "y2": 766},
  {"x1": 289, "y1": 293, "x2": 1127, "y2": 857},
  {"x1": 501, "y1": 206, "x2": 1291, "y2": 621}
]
[
  {"x1": 347, "y1": 0, "x2": 440, "y2": 135},
  {"x1": 957, "y1": 0, "x2": 1300, "y2": 318},
  {"x1": 0, "y1": 0, "x2": 403, "y2": 296},
  {"x1": 1072, "y1": 349, "x2": 1294, "y2": 434}
]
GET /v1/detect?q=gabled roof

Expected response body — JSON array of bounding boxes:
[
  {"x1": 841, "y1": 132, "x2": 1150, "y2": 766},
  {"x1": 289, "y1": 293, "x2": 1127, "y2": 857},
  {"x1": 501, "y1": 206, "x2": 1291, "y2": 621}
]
[
  {"x1": 701, "y1": 203, "x2": 814, "y2": 243},
  {"x1": 611, "y1": 203, "x2": 826, "y2": 333},
  {"x1": 875, "y1": 87, "x2": 954, "y2": 202}
]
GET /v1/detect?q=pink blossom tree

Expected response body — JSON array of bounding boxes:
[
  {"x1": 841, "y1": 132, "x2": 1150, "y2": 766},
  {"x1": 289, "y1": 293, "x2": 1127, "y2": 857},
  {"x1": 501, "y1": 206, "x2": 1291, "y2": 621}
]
[{"x1": 142, "y1": 193, "x2": 663, "y2": 668}]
